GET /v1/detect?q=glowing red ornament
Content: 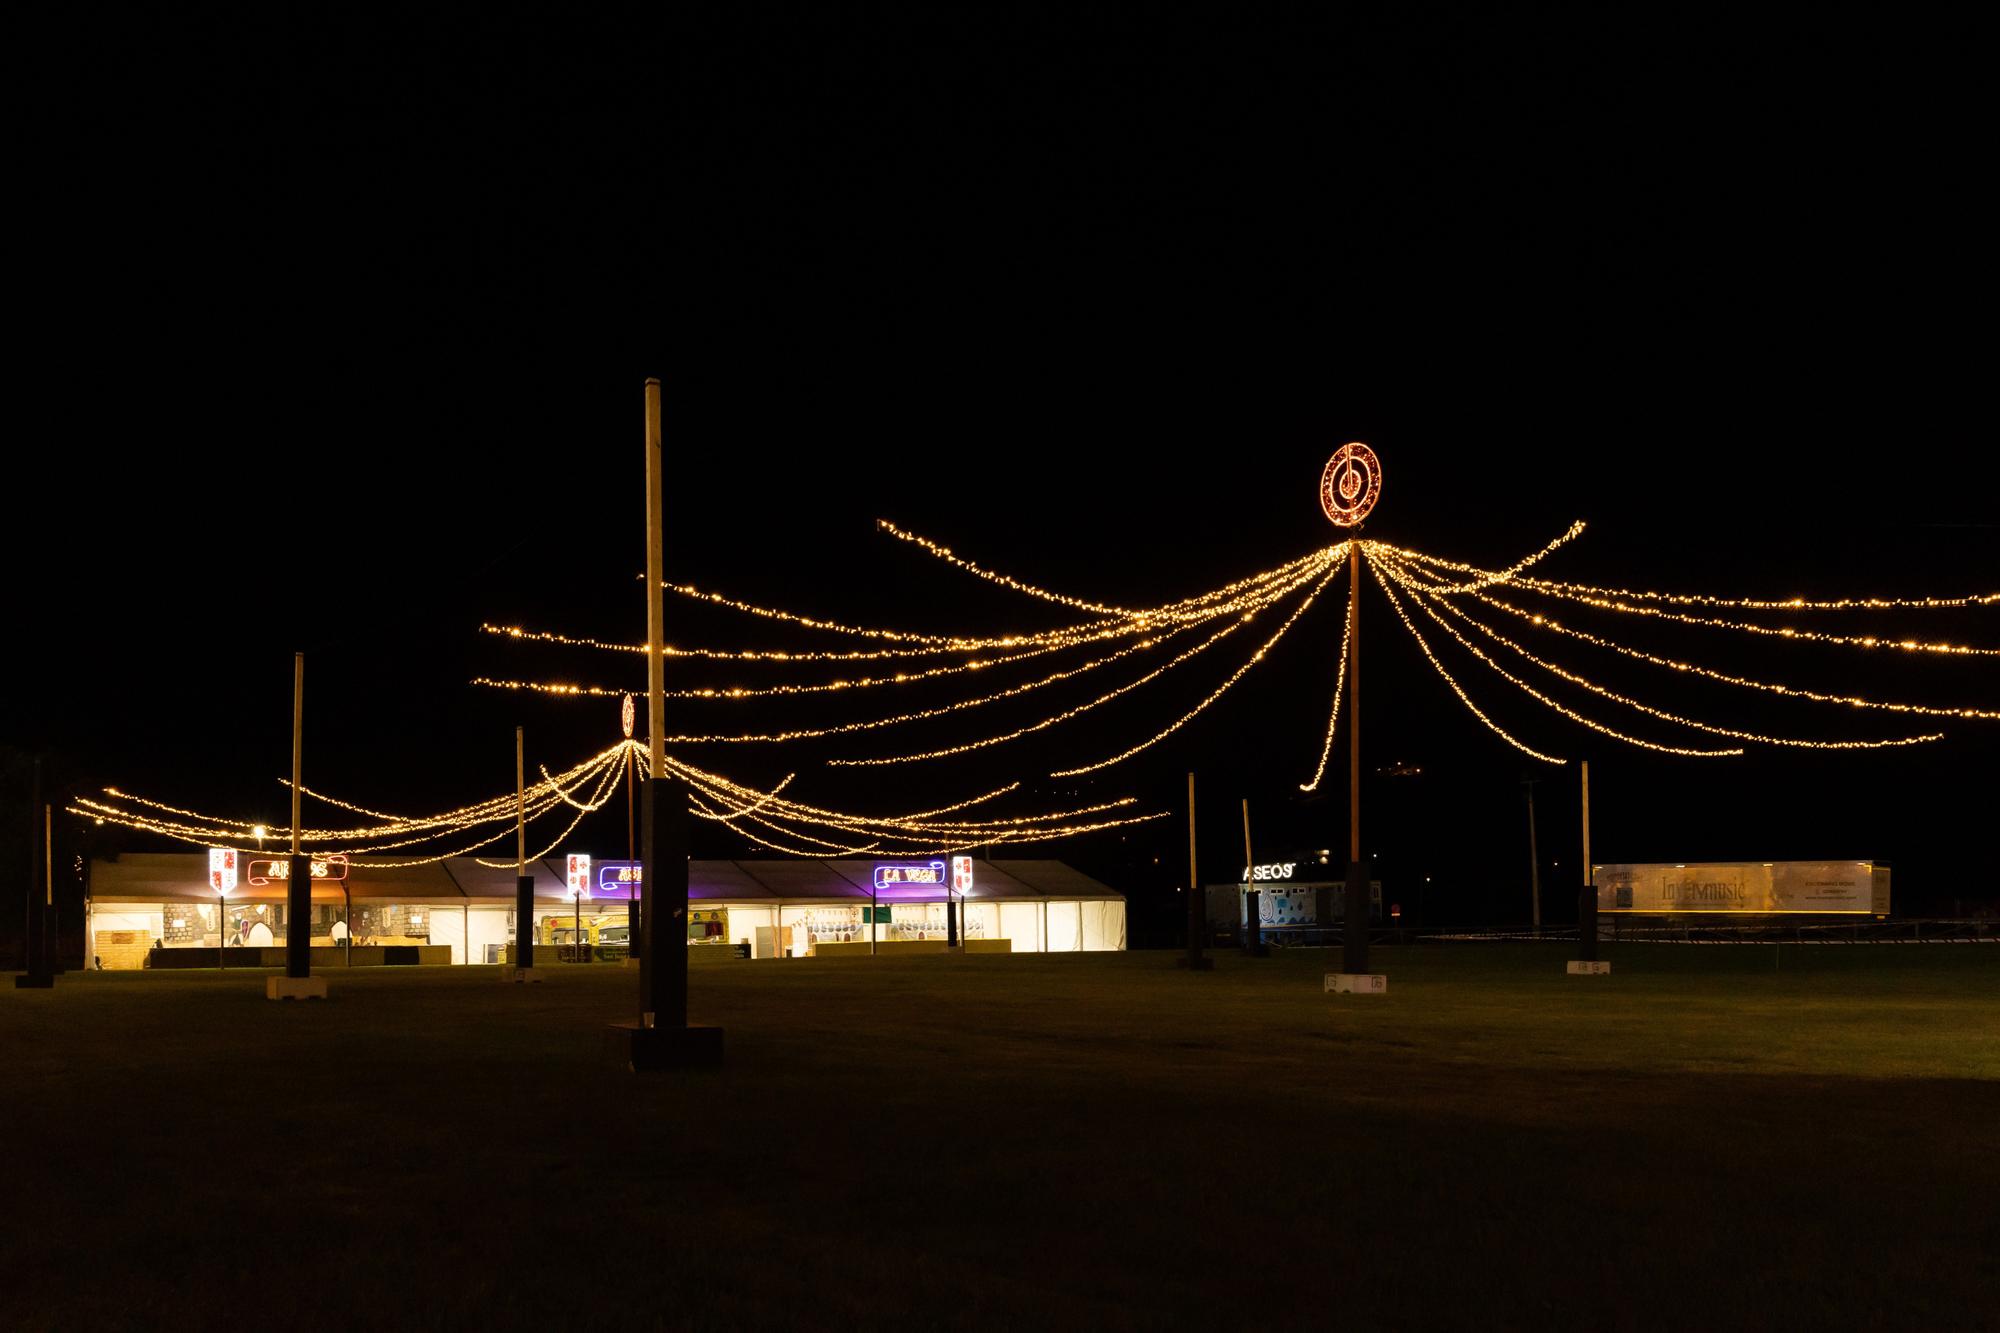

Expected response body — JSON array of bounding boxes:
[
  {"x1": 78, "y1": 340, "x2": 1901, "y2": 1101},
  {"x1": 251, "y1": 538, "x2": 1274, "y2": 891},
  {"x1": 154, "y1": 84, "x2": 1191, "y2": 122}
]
[{"x1": 1319, "y1": 443, "x2": 1381, "y2": 527}]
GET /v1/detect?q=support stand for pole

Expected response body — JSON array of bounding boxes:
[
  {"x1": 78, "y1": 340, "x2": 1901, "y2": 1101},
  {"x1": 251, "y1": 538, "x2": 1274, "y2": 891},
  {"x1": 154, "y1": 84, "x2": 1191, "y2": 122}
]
[
  {"x1": 1568, "y1": 880, "x2": 1608, "y2": 975},
  {"x1": 16, "y1": 778, "x2": 54, "y2": 988},
  {"x1": 1324, "y1": 858, "x2": 1386, "y2": 994},
  {"x1": 612, "y1": 773, "x2": 722, "y2": 1070},
  {"x1": 266, "y1": 851, "x2": 326, "y2": 999},
  {"x1": 1242, "y1": 888, "x2": 1268, "y2": 958},
  {"x1": 1570, "y1": 760, "x2": 1608, "y2": 975},
  {"x1": 507, "y1": 872, "x2": 542, "y2": 983}
]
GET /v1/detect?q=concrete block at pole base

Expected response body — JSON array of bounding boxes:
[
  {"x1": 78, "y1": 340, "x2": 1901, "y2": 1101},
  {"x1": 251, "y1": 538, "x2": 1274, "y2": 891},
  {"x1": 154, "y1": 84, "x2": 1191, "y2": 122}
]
[
  {"x1": 14, "y1": 973, "x2": 56, "y2": 989},
  {"x1": 265, "y1": 976, "x2": 328, "y2": 1000},
  {"x1": 607, "y1": 1021, "x2": 725, "y2": 1071},
  {"x1": 1566, "y1": 960, "x2": 1612, "y2": 975},
  {"x1": 1324, "y1": 972, "x2": 1388, "y2": 994},
  {"x1": 504, "y1": 967, "x2": 545, "y2": 984}
]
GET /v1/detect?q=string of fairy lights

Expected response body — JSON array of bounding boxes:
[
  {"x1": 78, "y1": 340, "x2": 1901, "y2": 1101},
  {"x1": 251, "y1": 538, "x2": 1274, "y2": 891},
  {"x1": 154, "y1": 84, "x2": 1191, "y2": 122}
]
[{"x1": 72, "y1": 460, "x2": 1997, "y2": 859}]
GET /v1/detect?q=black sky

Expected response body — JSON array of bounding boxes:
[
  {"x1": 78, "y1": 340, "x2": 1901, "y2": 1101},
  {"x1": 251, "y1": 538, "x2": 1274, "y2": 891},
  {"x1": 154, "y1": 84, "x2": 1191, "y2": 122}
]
[{"x1": 9, "y1": 6, "x2": 1995, "y2": 940}]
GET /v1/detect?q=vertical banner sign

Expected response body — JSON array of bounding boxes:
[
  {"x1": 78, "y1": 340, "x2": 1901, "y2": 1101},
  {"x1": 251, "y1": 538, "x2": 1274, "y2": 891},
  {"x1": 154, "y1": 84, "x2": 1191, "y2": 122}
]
[
  {"x1": 208, "y1": 848, "x2": 238, "y2": 894},
  {"x1": 951, "y1": 855, "x2": 974, "y2": 894},
  {"x1": 566, "y1": 853, "x2": 592, "y2": 900}
]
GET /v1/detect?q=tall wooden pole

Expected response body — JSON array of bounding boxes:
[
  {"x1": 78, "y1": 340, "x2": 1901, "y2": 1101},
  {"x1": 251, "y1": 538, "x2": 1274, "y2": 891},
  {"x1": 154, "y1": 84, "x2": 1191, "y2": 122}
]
[
  {"x1": 16, "y1": 759, "x2": 52, "y2": 988},
  {"x1": 514, "y1": 725, "x2": 533, "y2": 972},
  {"x1": 285, "y1": 653, "x2": 310, "y2": 980},
  {"x1": 1525, "y1": 778, "x2": 1542, "y2": 935},
  {"x1": 643, "y1": 377, "x2": 687, "y2": 1028},
  {"x1": 1184, "y1": 772, "x2": 1207, "y2": 968},
  {"x1": 1342, "y1": 541, "x2": 1370, "y2": 975},
  {"x1": 1578, "y1": 759, "x2": 1597, "y2": 962},
  {"x1": 1241, "y1": 797, "x2": 1263, "y2": 956}
]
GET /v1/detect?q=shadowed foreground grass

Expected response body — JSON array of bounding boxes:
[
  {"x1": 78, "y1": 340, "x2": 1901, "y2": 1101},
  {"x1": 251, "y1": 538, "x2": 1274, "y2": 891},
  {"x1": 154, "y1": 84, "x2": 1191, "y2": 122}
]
[{"x1": 5, "y1": 943, "x2": 1998, "y2": 1331}]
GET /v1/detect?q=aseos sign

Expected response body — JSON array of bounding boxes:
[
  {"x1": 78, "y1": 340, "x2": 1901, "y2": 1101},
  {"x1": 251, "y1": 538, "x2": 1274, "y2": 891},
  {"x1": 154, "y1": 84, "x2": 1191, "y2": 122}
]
[
  {"x1": 208, "y1": 848, "x2": 238, "y2": 894},
  {"x1": 246, "y1": 854, "x2": 350, "y2": 885},
  {"x1": 1242, "y1": 862, "x2": 1298, "y2": 883}
]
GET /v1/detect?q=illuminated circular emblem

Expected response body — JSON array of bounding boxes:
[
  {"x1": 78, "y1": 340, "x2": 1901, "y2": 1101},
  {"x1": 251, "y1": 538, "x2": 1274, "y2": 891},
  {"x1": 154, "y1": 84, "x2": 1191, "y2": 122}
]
[
  {"x1": 621, "y1": 693, "x2": 635, "y2": 740},
  {"x1": 1319, "y1": 443, "x2": 1381, "y2": 527}
]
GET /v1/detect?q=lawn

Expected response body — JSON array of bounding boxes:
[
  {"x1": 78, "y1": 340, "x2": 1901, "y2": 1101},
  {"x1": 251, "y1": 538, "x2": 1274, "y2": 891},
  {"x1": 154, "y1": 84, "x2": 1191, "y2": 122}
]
[{"x1": 5, "y1": 943, "x2": 1997, "y2": 1331}]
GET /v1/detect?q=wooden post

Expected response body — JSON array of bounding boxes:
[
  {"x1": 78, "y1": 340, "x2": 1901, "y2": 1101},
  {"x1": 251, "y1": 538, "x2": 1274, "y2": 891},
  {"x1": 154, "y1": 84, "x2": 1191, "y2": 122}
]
[
  {"x1": 514, "y1": 725, "x2": 534, "y2": 972},
  {"x1": 1578, "y1": 759, "x2": 1598, "y2": 962},
  {"x1": 1342, "y1": 541, "x2": 1369, "y2": 975},
  {"x1": 286, "y1": 653, "x2": 310, "y2": 980},
  {"x1": 1525, "y1": 777, "x2": 1542, "y2": 936},
  {"x1": 1183, "y1": 772, "x2": 1209, "y2": 969},
  {"x1": 1241, "y1": 798, "x2": 1264, "y2": 956}
]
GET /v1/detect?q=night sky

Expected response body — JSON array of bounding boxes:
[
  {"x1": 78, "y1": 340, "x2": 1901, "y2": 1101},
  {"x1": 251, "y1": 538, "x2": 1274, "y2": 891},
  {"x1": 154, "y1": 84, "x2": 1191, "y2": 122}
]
[{"x1": 9, "y1": 7, "x2": 1995, "y2": 949}]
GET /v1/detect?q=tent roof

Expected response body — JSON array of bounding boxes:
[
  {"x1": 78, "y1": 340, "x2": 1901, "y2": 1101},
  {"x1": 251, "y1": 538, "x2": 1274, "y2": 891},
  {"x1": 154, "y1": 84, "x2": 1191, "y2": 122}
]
[{"x1": 90, "y1": 854, "x2": 1123, "y2": 904}]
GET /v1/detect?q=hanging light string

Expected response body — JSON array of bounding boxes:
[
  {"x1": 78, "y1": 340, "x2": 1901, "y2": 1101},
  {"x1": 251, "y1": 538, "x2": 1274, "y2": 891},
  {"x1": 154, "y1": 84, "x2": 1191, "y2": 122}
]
[
  {"x1": 829, "y1": 616, "x2": 1259, "y2": 768},
  {"x1": 1371, "y1": 522, "x2": 1590, "y2": 594},
  {"x1": 651, "y1": 623, "x2": 1197, "y2": 745},
  {"x1": 1372, "y1": 554, "x2": 1742, "y2": 757},
  {"x1": 1296, "y1": 573, "x2": 1354, "y2": 792},
  {"x1": 1379, "y1": 554, "x2": 1945, "y2": 750},
  {"x1": 1503, "y1": 575, "x2": 1999, "y2": 612},
  {"x1": 1361, "y1": 553, "x2": 1568, "y2": 764},
  {"x1": 1457, "y1": 587, "x2": 2000, "y2": 723},
  {"x1": 641, "y1": 553, "x2": 1338, "y2": 747},
  {"x1": 470, "y1": 636, "x2": 1100, "y2": 700},
  {"x1": 1498, "y1": 582, "x2": 1999, "y2": 657},
  {"x1": 1383, "y1": 545, "x2": 1998, "y2": 657},
  {"x1": 1372, "y1": 537, "x2": 1999, "y2": 612},
  {"x1": 1051, "y1": 563, "x2": 1344, "y2": 777},
  {"x1": 71, "y1": 744, "x2": 633, "y2": 859},
  {"x1": 471, "y1": 756, "x2": 627, "y2": 867},
  {"x1": 650, "y1": 749, "x2": 1166, "y2": 846},
  {"x1": 877, "y1": 518, "x2": 1342, "y2": 620}
]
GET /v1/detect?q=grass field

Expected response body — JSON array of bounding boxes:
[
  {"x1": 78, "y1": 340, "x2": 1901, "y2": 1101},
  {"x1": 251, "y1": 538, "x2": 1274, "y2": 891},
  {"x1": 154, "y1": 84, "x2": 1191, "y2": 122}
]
[{"x1": 5, "y1": 944, "x2": 1997, "y2": 1331}]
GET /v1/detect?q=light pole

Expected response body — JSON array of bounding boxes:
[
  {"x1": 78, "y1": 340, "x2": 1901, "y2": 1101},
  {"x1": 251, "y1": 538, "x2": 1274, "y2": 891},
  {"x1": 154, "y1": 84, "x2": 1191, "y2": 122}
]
[{"x1": 1524, "y1": 776, "x2": 1542, "y2": 936}]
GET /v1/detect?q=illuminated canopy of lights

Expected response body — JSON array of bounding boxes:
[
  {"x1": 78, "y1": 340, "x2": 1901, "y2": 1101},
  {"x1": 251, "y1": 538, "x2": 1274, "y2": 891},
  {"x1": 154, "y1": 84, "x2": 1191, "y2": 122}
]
[
  {"x1": 476, "y1": 507, "x2": 1992, "y2": 791},
  {"x1": 79, "y1": 455, "x2": 1998, "y2": 857}
]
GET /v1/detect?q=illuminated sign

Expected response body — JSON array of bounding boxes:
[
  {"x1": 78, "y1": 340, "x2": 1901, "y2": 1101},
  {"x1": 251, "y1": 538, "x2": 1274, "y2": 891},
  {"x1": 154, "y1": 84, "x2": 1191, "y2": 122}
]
[
  {"x1": 1319, "y1": 442, "x2": 1382, "y2": 527},
  {"x1": 873, "y1": 861, "x2": 946, "y2": 891},
  {"x1": 246, "y1": 853, "x2": 349, "y2": 885},
  {"x1": 566, "y1": 853, "x2": 592, "y2": 900},
  {"x1": 621, "y1": 693, "x2": 635, "y2": 740},
  {"x1": 1241, "y1": 862, "x2": 1298, "y2": 882},
  {"x1": 208, "y1": 848, "x2": 238, "y2": 894},
  {"x1": 595, "y1": 861, "x2": 641, "y2": 900},
  {"x1": 951, "y1": 855, "x2": 974, "y2": 894}
]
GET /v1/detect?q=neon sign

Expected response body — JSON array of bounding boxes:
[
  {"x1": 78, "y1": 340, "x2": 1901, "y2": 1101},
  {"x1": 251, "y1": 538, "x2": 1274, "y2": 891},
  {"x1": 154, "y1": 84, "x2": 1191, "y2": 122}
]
[
  {"x1": 873, "y1": 861, "x2": 947, "y2": 891},
  {"x1": 1242, "y1": 862, "x2": 1298, "y2": 882},
  {"x1": 246, "y1": 853, "x2": 350, "y2": 885},
  {"x1": 595, "y1": 861, "x2": 641, "y2": 900}
]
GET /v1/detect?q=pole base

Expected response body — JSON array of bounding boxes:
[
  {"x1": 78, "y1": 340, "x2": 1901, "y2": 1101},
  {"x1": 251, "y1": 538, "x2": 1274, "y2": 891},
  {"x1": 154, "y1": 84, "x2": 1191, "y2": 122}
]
[
  {"x1": 1241, "y1": 944, "x2": 1270, "y2": 958},
  {"x1": 1176, "y1": 956, "x2": 1214, "y2": 971},
  {"x1": 1566, "y1": 961, "x2": 1611, "y2": 975},
  {"x1": 14, "y1": 973, "x2": 55, "y2": 989},
  {"x1": 504, "y1": 967, "x2": 545, "y2": 984},
  {"x1": 1324, "y1": 972, "x2": 1387, "y2": 994},
  {"x1": 265, "y1": 976, "x2": 328, "y2": 1000},
  {"x1": 607, "y1": 1021, "x2": 725, "y2": 1071}
]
